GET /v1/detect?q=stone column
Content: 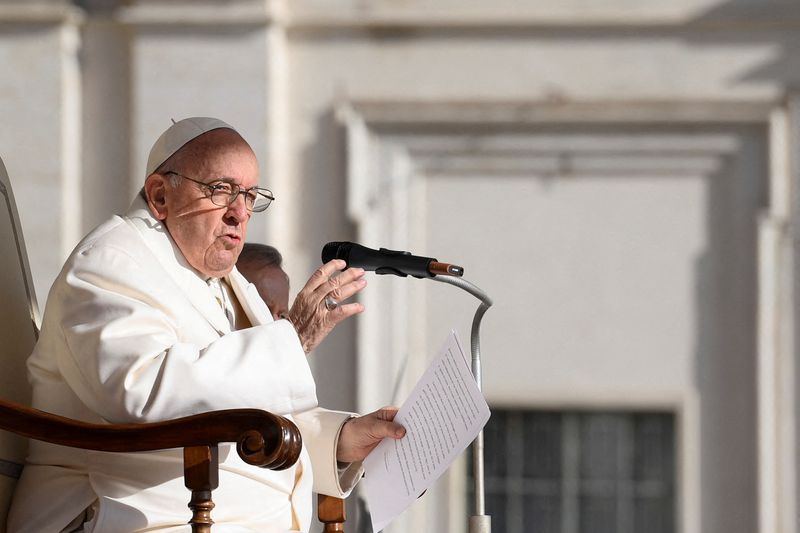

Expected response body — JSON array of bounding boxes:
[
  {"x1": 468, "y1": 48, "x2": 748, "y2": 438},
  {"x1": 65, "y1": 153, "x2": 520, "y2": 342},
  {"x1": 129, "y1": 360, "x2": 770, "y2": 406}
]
[{"x1": 0, "y1": 1, "x2": 83, "y2": 306}]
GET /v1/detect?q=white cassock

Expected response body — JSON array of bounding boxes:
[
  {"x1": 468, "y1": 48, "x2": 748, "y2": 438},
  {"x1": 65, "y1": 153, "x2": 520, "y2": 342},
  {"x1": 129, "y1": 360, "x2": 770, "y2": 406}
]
[{"x1": 7, "y1": 195, "x2": 361, "y2": 533}]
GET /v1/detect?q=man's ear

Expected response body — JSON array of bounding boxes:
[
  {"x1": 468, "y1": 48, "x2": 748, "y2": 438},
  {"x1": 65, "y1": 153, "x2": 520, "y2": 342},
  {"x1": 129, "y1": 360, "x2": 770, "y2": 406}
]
[{"x1": 144, "y1": 174, "x2": 169, "y2": 220}]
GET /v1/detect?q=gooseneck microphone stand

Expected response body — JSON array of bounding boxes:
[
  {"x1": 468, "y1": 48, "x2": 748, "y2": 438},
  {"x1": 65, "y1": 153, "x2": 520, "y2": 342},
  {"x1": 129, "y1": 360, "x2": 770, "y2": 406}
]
[
  {"x1": 321, "y1": 241, "x2": 493, "y2": 532},
  {"x1": 431, "y1": 275, "x2": 493, "y2": 533}
]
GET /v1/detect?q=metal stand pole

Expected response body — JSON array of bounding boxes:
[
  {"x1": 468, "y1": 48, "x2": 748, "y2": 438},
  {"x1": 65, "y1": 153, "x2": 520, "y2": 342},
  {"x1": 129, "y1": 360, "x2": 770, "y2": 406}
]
[{"x1": 431, "y1": 276, "x2": 493, "y2": 533}]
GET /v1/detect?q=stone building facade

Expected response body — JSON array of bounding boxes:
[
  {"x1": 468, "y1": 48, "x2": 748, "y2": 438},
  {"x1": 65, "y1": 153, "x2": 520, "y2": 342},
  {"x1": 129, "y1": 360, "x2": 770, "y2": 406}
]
[{"x1": 2, "y1": 1, "x2": 799, "y2": 532}]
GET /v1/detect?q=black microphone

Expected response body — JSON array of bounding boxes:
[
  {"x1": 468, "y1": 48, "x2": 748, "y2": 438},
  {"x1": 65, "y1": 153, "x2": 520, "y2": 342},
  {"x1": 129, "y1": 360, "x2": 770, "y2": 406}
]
[{"x1": 321, "y1": 241, "x2": 464, "y2": 278}]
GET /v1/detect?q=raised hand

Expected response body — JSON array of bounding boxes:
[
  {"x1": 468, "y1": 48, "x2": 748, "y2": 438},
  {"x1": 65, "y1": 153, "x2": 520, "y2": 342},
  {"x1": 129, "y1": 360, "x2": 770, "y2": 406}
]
[{"x1": 285, "y1": 259, "x2": 366, "y2": 353}]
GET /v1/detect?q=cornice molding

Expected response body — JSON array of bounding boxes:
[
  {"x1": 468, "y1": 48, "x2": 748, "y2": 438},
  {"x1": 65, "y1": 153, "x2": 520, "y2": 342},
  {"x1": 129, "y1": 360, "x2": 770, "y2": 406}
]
[
  {"x1": 6, "y1": 1, "x2": 797, "y2": 31},
  {"x1": 337, "y1": 98, "x2": 778, "y2": 221},
  {"x1": 287, "y1": 0, "x2": 800, "y2": 31},
  {"x1": 117, "y1": 3, "x2": 275, "y2": 27},
  {"x1": 0, "y1": 4, "x2": 83, "y2": 25},
  {"x1": 339, "y1": 100, "x2": 777, "y2": 128}
]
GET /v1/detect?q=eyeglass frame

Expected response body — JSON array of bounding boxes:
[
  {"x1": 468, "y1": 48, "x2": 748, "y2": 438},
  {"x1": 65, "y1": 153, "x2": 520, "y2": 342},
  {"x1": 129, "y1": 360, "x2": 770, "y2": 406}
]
[{"x1": 163, "y1": 170, "x2": 275, "y2": 213}]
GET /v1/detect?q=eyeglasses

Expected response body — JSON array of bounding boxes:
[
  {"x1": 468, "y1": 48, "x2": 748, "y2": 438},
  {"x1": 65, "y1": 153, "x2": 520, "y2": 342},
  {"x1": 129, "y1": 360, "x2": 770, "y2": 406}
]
[{"x1": 165, "y1": 171, "x2": 275, "y2": 213}]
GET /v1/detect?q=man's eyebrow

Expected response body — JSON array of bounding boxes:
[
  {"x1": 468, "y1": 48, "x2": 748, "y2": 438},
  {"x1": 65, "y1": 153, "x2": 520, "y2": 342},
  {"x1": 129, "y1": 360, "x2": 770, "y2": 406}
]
[
  {"x1": 211, "y1": 176, "x2": 264, "y2": 190},
  {"x1": 208, "y1": 176, "x2": 244, "y2": 186}
]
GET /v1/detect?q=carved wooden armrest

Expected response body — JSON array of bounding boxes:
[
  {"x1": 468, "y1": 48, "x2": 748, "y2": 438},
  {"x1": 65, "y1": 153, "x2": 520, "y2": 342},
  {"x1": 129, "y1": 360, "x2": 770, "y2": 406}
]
[
  {"x1": 0, "y1": 398, "x2": 302, "y2": 470},
  {"x1": 0, "y1": 398, "x2": 304, "y2": 531}
]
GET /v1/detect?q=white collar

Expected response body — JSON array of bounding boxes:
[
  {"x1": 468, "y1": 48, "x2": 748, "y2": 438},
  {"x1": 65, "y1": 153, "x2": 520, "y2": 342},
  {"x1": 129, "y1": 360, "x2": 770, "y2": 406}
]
[
  {"x1": 124, "y1": 194, "x2": 205, "y2": 280},
  {"x1": 122, "y1": 195, "x2": 270, "y2": 332}
]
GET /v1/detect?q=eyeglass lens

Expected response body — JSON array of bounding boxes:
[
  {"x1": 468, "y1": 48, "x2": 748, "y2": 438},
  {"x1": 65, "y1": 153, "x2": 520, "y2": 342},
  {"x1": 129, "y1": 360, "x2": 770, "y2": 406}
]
[
  {"x1": 209, "y1": 187, "x2": 272, "y2": 212},
  {"x1": 165, "y1": 171, "x2": 273, "y2": 212}
]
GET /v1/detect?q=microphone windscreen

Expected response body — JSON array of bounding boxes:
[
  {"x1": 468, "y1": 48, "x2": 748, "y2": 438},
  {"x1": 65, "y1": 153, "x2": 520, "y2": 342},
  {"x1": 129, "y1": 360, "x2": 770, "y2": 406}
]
[{"x1": 321, "y1": 241, "x2": 351, "y2": 263}]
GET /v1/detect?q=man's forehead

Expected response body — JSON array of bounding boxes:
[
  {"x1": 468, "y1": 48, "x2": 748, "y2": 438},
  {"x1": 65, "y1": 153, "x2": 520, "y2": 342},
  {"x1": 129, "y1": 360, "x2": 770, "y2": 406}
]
[
  {"x1": 187, "y1": 138, "x2": 260, "y2": 185},
  {"x1": 146, "y1": 117, "x2": 235, "y2": 177}
]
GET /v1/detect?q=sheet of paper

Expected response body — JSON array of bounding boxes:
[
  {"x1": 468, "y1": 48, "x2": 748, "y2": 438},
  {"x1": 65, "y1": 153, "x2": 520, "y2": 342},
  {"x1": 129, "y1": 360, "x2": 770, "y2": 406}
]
[{"x1": 362, "y1": 330, "x2": 491, "y2": 532}]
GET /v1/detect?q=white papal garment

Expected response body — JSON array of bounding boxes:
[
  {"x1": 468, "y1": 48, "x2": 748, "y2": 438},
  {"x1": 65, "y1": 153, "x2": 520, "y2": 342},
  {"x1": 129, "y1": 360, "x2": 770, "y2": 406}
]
[{"x1": 7, "y1": 196, "x2": 361, "y2": 533}]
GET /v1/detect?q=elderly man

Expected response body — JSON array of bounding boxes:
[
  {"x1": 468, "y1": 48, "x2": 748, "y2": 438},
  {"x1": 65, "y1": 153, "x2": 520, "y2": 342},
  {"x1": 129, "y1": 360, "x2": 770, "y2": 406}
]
[
  {"x1": 237, "y1": 243, "x2": 290, "y2": 320},
  {"x1": 8, "y1": 118, "x2": 403, "y2": 533}
]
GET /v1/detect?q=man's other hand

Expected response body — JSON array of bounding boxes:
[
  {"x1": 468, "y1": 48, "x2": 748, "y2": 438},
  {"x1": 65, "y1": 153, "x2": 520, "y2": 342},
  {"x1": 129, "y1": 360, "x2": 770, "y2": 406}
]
[{"x1": 336, "y1": 407, "x2": 406, "y2": 464}]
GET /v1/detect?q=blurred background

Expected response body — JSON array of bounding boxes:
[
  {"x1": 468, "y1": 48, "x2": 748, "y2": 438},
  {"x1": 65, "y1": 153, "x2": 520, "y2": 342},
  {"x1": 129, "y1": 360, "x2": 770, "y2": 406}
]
[{"x1": 2, "y1": 0, "x2": 800, "y2": 532}]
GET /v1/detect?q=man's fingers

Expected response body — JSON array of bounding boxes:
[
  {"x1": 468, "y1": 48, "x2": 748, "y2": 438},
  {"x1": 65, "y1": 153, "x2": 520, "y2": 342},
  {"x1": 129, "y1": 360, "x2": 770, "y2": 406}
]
[
  {"x1": 314, "y1": 270, "x2": 367, "y2": 315},
  {"x1": 384, "y1": 421, "x2": 406, "y2": 439},
  {"x1": 302, "y1": 260, "x2": 365, "y2": 306},
  {"x1": 336, "y1": 407, "x2": 406, "y2": 463},
  {"x1": 301, "y1": 259, "x2": 350, "y2": 294},
  {"x1": 326, "y1": 301, "x2": 365, "y2": 323},
  {"x1": 377, "y1": 406, "x2": 400, "y2": 421},
  {"x1": 318, "y1": 258, "x2": 348, "y2": 278},
  {"x1": 376, "y1": 420, "x2": 405, "y2": 440},
  {"x1": 320, "y1": 267, "x2": 365, "y2": 298},
  {"x1": 326, "y1": 277, "x2": 366, "y2": 304},
  {"x1": 371, "y1": 407, "x2": 404, "y2": 439},
  {"x1": 288, "y1": 260, "x2": 368, "y2": 354}
]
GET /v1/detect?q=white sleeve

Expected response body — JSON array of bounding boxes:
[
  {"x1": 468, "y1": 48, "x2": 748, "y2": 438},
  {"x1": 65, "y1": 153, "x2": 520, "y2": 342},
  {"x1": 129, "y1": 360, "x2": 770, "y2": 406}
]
[
  {"x1": 48, "y1": 242, "x2": 317, "y2": 423},
  {"x1": 294, "y1": 408, "x2": 364, "y2": 497}
]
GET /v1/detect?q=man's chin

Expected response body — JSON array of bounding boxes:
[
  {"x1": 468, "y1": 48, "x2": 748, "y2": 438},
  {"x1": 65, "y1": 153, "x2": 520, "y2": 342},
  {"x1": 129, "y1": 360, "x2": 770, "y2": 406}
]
[{"x1": 202, "y1": 251, "x2": 240, "y2": 278}]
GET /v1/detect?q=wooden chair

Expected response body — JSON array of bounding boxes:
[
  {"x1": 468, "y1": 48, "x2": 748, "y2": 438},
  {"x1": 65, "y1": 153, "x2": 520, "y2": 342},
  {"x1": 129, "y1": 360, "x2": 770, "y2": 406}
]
[{"x1": 0, "y1": 156, "x2": 346, "y2": 532}]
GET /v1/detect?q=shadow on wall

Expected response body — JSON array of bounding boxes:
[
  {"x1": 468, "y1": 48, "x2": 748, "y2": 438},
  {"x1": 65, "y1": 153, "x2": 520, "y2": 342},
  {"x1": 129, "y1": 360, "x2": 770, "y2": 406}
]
[
  {"x1": 689, "y1": 1, "x2": 800, "y2": 87},
  {"x1": 298, "y1": 108, "x2": 359, "y2": 413},
  {"x1": 688, "y1": 3, "x2": 800, "y2": 533},
  {"x1": 693, "y1": 125, "x2": 766, "y2": 533}
]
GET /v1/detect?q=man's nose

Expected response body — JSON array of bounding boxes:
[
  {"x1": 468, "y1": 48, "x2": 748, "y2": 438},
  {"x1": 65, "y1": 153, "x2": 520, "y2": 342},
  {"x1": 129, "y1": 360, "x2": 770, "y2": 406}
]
[{"x1": 225, "y1": 193, "x2": 250, "y2": 222}]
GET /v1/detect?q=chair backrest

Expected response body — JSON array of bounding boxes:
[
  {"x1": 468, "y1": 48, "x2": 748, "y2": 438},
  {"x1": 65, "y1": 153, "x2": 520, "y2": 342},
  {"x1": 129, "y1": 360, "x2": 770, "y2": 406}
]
[{"x1": 0, "y1": 156, "x2": 41, "y2": 530}]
